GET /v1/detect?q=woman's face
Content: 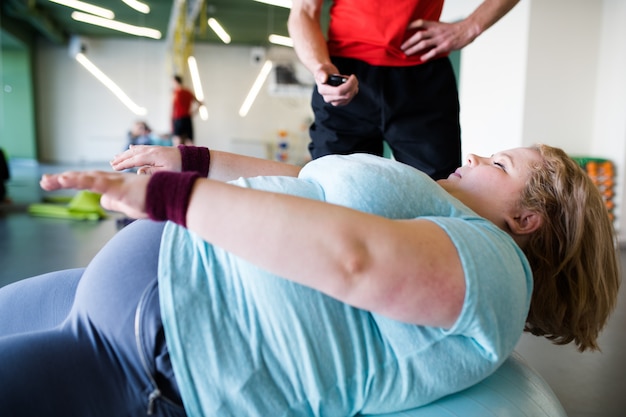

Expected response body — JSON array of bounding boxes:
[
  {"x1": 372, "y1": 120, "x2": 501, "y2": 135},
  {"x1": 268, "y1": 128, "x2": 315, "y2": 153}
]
[{"x1": 438, "y1": 147, "x2": 542, "y2": 227}]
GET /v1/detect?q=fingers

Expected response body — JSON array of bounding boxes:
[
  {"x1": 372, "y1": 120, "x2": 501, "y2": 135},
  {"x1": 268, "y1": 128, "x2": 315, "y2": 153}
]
[
  {"x1": 40, "y1": 171, "x2": 117, "y2": 194},
  {"x1": 317, "y1": 75, "x2": 358, "y2": 106},
  {"x1": 313, "y1": 65, "x2": 359, "y2": 106},
  {"x1": 136, "y1": 166, "x2": 153, "y2": 175},
  {"x1": 314, "y1": 65, "x2": 341, "y2": 85},
  {"x1": 406, "y1": 18, "x2": 425, "y2": 30},
  {"x1": 40, "y1": 171, "x2": 87, "y2": 191},
  {"x1": 401, "y1": 30, "x2": 434, "y2": 57},
  {"x1": 111, "y1": 145, "x2": 183, "y2": 173},
  {"x1": 402, "y1": 19, "x2": 450, "y2": 59},
  {"x1": 110, "y1": 145, "x2": 160, "y2": 172},
  {"x1": 40, "y1": 173, "x2": 64, "y2": 191},
  {"x1": 419, "y1": 48, "x2": 439, "y2": 63},
  {"x1": 40, "y1": 170, "x2": 151, "y2": 219},
  {"x1": 99, "y1": 193, "x2": 148, "y2": 219},
  {"x1": 402, "y1": 20, "x2": 466, "y2": 60},
  {"x1": 110, "y1": 145, "x2": 149, "y2": 171}
]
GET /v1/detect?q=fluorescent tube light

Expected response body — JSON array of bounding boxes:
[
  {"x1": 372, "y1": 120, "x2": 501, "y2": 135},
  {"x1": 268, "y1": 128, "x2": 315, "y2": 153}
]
[
  {"x1": 49, "y1": 0, "x2": 114, "y2": 19},
  {"x1": 268, "y1": 34, "x2": 293, "y2": 47},
  {"x1": 75, "y1": 53, "x2": 147, "y2": 116},
  {"x1": 71, "y1": 11, "x2": 162, "y2": 39},
  {"x1": 198, "y1": 105, "x2": 209, "y2": 120},
  {"x1": 121, "y1": 0, "x2": 150, "y2": 14},
  {"x1": 239, "y1": 60, "x2": 273, "y2": 117},
  {"x1": 208, "y1": 18, "x2": 231, "y2": 44},
  {"x1": 253, "y1": 0, "x2": 292, "y2": 8},
  {"x1": 187, "y1": 56, "x2": 209, "y2": 120}
]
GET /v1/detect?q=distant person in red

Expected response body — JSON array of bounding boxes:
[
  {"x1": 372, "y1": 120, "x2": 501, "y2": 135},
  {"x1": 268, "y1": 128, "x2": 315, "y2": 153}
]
[{"x1": 172, "y1": 75, "x2": 201, "y2": 146}]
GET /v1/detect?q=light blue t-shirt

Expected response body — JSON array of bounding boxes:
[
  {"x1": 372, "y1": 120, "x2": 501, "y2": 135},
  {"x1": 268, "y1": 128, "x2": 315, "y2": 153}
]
[{"x1": 158, "y1": 154, "x2": 533, "y2": 416}]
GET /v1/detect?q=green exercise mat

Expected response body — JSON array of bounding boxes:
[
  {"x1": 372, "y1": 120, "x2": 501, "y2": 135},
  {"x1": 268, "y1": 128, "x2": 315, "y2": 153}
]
[{"x1": 28, "y1": 190, "x2": 107, "y2": 220}]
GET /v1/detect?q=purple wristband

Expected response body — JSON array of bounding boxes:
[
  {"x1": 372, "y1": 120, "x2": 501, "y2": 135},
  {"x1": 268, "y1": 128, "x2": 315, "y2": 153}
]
[
  {"x1": 178, "y1": 145, "x2": 210, "y2": 177},
  {"x1": 145, "y1": 171, "x2": 201, "y2": 227}
]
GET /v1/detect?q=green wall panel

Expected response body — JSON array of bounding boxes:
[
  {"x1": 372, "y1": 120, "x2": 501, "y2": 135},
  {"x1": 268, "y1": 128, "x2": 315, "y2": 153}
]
[{"x1": 1, "y1": 26, "x2": 37, "y2": 160}]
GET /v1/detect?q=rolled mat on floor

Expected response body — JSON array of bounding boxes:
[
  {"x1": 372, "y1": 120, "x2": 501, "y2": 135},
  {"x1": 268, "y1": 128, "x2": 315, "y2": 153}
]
[{"x1": 28, "y1": 190, "x2": 107, "y2": 220}]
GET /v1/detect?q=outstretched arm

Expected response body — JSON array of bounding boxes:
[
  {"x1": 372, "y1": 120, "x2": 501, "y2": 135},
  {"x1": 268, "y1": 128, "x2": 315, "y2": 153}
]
[
  {"x1": 207, "y1": 150, "x2": 302, "y2": 181},
  {"x1": 40, "y1": 170, "x2": 465, "y2": 329},
  {"x1": 401, "y1": 0, "x2": 520, "y2": 61},
  {"x1": 110, "y1": 145, "x2": 302, "y2": 182}
]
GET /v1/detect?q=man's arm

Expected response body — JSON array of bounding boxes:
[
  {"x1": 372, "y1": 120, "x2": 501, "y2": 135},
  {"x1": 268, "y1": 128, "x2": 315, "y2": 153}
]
[
  {"x1": 288, "y1": 0, "x2": 358, "y2": 106},
  {"x1": 462, "y1": 0, "x2": 521, "y2": 38},
  {"x1": 401, "y1": 0, "x2": 520, "y2": 62},
  {"x1": 288, "y1": 0, "x2": 334, "y2": 83}
]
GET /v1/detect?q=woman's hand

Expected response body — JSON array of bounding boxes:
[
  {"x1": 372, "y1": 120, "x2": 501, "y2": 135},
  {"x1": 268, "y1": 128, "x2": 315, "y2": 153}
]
[
  {"x1": 40, "y1": 170, "x2": 150, "y2": 219},
  {"x1": 110, "y1": 145, "x2": 182, "y2": 175}
]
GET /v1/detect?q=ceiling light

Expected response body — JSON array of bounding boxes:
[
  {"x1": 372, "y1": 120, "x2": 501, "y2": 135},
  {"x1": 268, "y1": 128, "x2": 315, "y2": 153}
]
[
  {"x1": 71, "y1": 11, "x2": 162, "y2": 39},
  {"x1": 198, "y1": 104, "x2": 209, "y2": 120},
  {"x1": 187, "y1": 56, "x2": 209, "y2": 120},
  {"x1": 208, "y1": 18, "x2": 231, "y2": 44},
  {"x1": 49, "y1": 0, "x2": 114, "y2": 19},
  {"x1": 268, "y1": 34, "x2": 293, "y2": 47},
  {"x1": 253, "y1": 0, "x2": 292, "y2": 8},
  {"x1": 239, "y1": 60, "x2": 273, "y2": 117},
  {"x1": 75, "y1": 53, "x2": 147, "y2": 116},
  {"x1": 121, "y1": 0, "x2": 150, "y2": 14}
]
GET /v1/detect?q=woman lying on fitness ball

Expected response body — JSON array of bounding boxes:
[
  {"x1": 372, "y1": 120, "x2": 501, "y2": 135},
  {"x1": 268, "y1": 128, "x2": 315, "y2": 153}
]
[{"x1": 0, "y1": 143, "x2": 619, "y2": 417}]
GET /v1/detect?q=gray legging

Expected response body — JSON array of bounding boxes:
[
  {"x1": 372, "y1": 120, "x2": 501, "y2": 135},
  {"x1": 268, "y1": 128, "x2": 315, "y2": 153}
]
[{"x1": 0, "y1": 220, "x2": 186, "y2": 417}]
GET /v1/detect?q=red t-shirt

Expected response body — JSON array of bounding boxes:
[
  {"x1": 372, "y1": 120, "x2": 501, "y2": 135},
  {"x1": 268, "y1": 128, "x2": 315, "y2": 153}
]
[
  {"x1": 327, "y1": 0, "x2": 445, "y2": 66},
  {"x1": 172, "y1": 88, "x2": 196, "y2": 119}
]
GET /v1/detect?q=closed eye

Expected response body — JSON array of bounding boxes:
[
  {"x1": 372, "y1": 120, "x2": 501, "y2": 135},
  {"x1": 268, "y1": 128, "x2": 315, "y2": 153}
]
[{"x1": 493, "y1": 161, "x2": 506, "y2": 170}]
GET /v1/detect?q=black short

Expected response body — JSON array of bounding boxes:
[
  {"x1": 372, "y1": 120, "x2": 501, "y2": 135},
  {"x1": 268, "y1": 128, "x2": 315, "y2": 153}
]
[
  {"x1": 173, "y1": 117, "x2": 194, "y2": 141},
  {"x1": 308, "y1": 57, "x2": 461, "y2": 180}
]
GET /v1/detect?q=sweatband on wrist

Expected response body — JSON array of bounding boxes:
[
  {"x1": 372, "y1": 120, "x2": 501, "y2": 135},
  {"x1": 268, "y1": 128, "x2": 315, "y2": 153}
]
[
  {"x1": 178, "y1": 145, "x2": 210, "y2": 177},
  {"x1": 145, "y1": 171, "x2": 201, "y2": 227}
]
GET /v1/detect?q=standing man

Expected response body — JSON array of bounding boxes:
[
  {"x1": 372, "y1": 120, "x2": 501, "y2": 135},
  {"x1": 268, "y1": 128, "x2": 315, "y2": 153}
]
[
  {"x1": 288, "y1": 0, "x2": 519, "y2": 180},
  {"x1": 171, "y1": 75, "x2": 202, "y2": 146}
]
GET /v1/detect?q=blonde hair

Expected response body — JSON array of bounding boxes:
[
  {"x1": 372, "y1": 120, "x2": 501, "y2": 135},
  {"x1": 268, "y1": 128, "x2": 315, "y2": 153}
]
[{"x1": 520, "y1": 144, "x2": 620, "y2": 351}]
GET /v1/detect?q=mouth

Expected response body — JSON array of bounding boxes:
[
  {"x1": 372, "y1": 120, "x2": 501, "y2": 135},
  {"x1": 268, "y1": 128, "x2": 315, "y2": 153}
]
[{"x1": 451, "y1": 169, "x2": 462, "y2": 178}]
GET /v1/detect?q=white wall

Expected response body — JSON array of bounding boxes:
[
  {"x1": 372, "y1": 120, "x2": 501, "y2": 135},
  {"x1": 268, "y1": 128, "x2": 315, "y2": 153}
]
[
  {"x1": 523, "y1": 0, "x2": 602, "y2": 153},
  {"x1": 36, "y1": 39, "x2": 314, "y2": 164},
  {"x1": 593, "y1": 0, "x2": 626, "y2": 238},
  {"x1": 451, "y1": 0, "x2": 530, "y2": 158},
  {"x1": 37, "y1": 38, "x2": 170, "y2": 163},
  {"x1": 192, "y1": 44, "x2": 314, "y2": 164}
]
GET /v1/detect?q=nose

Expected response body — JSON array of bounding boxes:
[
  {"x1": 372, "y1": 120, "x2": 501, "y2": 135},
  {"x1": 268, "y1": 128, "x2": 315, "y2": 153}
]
[{"x1": 466, "y1": 153, "x2": 478, "y2": 166}]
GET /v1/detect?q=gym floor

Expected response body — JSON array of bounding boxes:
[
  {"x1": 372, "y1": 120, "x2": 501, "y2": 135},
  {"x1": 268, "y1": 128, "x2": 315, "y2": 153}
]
[{"x1": 1, "y1": 159, "x2": 625, "y2": 417}]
